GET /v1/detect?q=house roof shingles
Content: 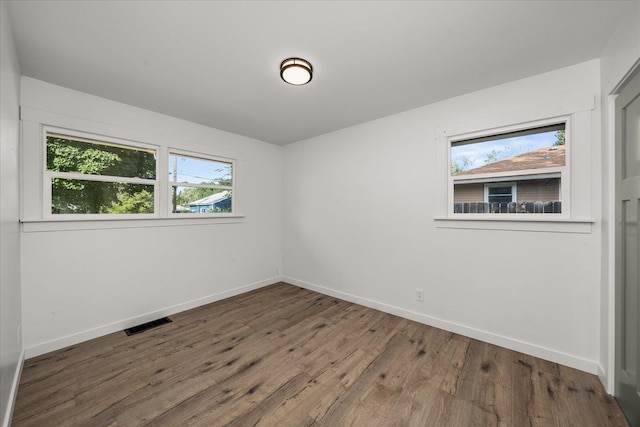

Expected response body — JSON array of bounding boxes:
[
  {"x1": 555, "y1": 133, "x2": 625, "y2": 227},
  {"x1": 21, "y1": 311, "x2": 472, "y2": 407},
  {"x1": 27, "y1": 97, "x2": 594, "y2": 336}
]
[{"x1": 455, "y1": 145, "x2": 565, "y2": 176}]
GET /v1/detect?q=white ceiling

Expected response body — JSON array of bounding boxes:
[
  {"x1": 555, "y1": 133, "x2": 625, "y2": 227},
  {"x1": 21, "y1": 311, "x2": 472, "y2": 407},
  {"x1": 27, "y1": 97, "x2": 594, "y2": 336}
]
[{"x1": 5, "y1": 1, "x2": 632, "y2": 145}]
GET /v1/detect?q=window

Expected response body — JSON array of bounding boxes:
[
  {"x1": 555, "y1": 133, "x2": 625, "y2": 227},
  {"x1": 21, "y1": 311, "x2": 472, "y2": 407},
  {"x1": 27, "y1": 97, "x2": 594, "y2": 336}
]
[
  {"x1": 23, "y1": 109, "x2": 245, "y2": 228},
  {"x1": 41, "y1": 129, "x2": 237, "y2": 221},
  {"x1": 169, "y1": 152, "x2": 234, "y2": 215},
  {"x1": 485, "y1": 183, "x2": 516, "y2": 203},
  {"x1": 45, "y1": 131, "x2": 157, "y2": 216},
  {"x1": 450, "y1": 122, "x2": 566, "y2": 215}
]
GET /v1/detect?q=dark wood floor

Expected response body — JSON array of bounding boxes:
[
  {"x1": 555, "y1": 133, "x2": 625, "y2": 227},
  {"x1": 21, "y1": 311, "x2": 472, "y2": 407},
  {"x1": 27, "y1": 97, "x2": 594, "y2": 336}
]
[{"x1": 12, "y1": 282, "x2": 629, "y2": 426}]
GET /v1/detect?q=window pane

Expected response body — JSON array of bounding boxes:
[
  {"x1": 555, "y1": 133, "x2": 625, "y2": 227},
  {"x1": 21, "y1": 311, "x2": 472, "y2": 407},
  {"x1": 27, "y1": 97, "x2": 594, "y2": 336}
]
[
  {"x1": 171, "y1": 186, "x2": 232, "y2": 214},
  {"x1": 451, "y1": 124, "x2": 565, "y2": 176},
  {"x1": 487, "y1": 186, "x2": 513, "y2": 204},
  {"x1": 453, "y1": 178, "x2": 561, "y2": 214},
  {"x1": 169, "y1": 154, "x2": 232, "y2": 186},
  {"x1": 488, "y1": 186, "x2": 512, "y2": 195},
  {"x1": 623, "y1": 90, "x2": 640, "y2": 179},
  {"x1": 51, "y1": 179, "x2": 154, "y2": 214},
  {"x1": 47, "y1": 134, "x2": 156, "y2": 179}
]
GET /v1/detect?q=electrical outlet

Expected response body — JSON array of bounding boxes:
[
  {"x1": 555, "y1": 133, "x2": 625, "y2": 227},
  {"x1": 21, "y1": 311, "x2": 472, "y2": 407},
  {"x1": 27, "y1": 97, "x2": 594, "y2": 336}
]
[{"x1": 416, "y1": 289, "x2": 425, "y2": 302}]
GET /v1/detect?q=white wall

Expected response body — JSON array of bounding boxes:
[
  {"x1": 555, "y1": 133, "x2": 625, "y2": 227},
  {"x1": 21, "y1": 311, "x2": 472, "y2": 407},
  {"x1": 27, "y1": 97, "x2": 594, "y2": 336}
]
[
  {"x1": 283, "y1": 60, "x2": 603, "y2": 373},
  {"x1": 19, "y1": 78, "x2": 283, "y2": 357},
  {"x1": 599, "y1": 1, "x2": 640, "y2": 392},
  {"x1": 0, "y1": 3, "x2": 23, "y2": 426}
]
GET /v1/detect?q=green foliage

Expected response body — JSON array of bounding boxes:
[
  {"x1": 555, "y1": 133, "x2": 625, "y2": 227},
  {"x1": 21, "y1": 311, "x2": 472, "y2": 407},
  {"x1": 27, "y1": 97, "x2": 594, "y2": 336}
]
[
  {"x1": 176, "y1": 187, "x2": 219, "y2": 206},
  {"x1": 451, "y1": 148, "x2": 502, "y2": 175},
  {"x1": 484, "y1": 149, "x2": 500, "y2": 165},
  {"x1": 554, "y1": 130, "x2": 565, "y2": 146},
  {"x1": 50, "y1": 178, "x2": 114, "y2": 214},
  {"x1": 47, "y1": 136, "x2": 156, "y2": 214},
  {"x1": 107, "y1": 189, "x2": 154, "y2": 214},
  {"x1": 451, "y1": 157, "x2": 472, "y2": 175}
]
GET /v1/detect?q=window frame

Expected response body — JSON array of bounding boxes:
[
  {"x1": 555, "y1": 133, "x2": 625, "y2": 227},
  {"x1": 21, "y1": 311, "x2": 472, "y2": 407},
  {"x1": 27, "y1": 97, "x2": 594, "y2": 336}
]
[
  {"x1": 446, "y1": 116, "x2": 571, "y2": 219},
  {"x1": 167, "y1": 149, "x2": 236, "y2": 217},
  {"x1": 43, "y1": 126, "x2": 160, "y2": 220}
]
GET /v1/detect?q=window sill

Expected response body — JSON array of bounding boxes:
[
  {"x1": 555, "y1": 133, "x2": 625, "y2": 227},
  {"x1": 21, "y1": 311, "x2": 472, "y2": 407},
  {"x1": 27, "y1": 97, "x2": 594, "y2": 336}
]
[
  {"x1": 434, "y1": 216, "x2": 593, "y2": 233},
  {"x1": 20, "y1": 215, "x2": 246, "y2": 233}
]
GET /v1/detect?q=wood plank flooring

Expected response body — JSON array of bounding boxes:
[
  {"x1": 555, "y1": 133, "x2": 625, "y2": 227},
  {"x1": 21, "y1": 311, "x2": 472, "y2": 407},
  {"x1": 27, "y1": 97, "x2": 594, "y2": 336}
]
[{"x1": 12, "y1": 282, "x2": 630, "y2": 426}]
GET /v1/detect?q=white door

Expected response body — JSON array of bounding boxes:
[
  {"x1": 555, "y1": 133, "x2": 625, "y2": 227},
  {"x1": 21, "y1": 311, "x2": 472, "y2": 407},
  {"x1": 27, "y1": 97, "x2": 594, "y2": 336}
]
[{"x1": 616, "y1": 69, "x2": 640, "y2": 427}]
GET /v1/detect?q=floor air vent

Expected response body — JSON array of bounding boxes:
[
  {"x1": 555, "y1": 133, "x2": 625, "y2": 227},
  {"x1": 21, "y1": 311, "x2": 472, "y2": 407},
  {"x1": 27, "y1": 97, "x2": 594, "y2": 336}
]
[{"x1": 124, "y1": 317, "x2": 172, "y2": 336}]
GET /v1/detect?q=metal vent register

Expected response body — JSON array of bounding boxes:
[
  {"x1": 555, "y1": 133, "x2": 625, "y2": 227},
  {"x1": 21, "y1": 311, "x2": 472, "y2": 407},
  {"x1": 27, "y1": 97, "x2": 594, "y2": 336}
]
[{"x1": 124, "y1": 317, "x2": 172, "y2": 336}]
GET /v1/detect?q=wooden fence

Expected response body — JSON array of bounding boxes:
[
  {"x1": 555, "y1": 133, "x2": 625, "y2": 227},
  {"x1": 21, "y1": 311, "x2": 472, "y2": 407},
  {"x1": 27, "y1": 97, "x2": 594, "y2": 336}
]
[{"x1": 453, "y1": 201, "x2": 561, "y2": 214}]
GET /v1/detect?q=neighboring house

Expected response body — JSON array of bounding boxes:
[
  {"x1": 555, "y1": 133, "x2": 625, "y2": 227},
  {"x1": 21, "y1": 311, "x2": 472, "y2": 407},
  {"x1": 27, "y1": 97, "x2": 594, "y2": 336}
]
[
  {"x1": 453, "y1": 145, "x2": 565, "y2": 208},
  {"x1": 188, "y1": 191, "x2": 231, "y2": 213}
]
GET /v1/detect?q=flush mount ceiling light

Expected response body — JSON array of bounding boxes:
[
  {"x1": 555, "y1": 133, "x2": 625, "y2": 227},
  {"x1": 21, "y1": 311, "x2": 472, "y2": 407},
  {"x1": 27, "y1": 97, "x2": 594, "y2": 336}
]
[{"x1": 280, "y1": 58, "x2": 313, "y2": 85}]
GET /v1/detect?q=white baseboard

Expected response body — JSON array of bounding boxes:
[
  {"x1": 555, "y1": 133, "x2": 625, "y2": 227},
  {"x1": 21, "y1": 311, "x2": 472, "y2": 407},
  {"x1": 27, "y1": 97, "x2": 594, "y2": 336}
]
[
  {"x1": 24, "y1": 276, "x2": 283, "y2": 359},
  {"x1": 1, "y1": 349, "x2": 24, "y2": 427},
  {"x1": 283, "y1": 276, "x2": 599, "y2": 375},
  {"x1": 23, "y1": 274, "x2": 599, "y2": 375},
  {"x1": 597, "y1": 364, "x2": 613, "y2": 394}
]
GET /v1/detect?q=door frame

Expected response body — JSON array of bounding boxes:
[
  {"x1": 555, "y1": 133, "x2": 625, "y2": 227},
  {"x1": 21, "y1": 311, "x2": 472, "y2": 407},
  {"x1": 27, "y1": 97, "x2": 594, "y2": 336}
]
[{"x1": 606, "y1": 59, "x2": 640, "y2": 395}]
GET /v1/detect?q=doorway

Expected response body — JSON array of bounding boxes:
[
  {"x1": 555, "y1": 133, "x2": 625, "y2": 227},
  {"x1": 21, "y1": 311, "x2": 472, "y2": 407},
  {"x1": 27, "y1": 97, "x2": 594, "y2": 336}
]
[{"x1": 615, "y1": 68, "x2": 640, "y2": 427}]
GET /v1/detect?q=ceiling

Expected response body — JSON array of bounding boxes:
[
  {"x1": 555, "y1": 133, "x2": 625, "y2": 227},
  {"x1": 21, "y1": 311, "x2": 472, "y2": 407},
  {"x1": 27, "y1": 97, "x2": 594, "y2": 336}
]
[{"x1": 5, "y1": 1, "x2": 632, "y2": 145}]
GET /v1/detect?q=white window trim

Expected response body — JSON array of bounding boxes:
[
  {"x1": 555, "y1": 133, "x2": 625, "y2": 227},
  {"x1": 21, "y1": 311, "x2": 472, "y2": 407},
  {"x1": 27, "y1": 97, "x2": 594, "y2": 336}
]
[
  {"x1": 43, "y1": 126, "x2": 160, "y2": 220},
  {"x1": 434, "y1": 95, "x2": 595, "y2": 232},
  {"x1": 167, "y1": 148, "x2": 236, "y2": 218}
]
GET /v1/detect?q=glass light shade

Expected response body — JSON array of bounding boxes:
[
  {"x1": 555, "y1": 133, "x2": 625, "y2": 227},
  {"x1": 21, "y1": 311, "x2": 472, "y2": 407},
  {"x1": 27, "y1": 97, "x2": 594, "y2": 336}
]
[{"x1": 280, "y1": 58, "x2": 312, "y2": 85}]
